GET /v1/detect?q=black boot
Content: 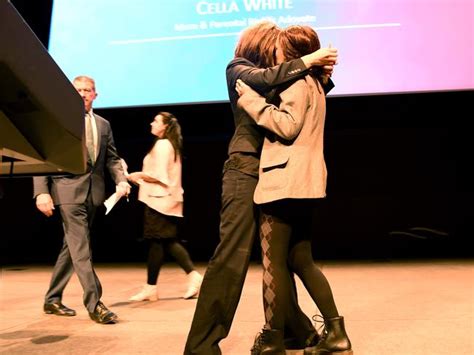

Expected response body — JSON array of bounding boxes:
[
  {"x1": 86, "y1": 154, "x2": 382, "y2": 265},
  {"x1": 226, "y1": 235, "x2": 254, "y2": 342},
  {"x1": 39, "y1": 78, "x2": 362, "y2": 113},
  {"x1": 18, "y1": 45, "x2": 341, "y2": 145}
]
[
  {"x1": 250, "y1": 327, "x2": 285, "y2": 355},
  {"x1": 284, "y1": 329, "x2": 320, "y2": 349},
  {"x1": 304, "y1": 316, "x2": 353, "y2": 355}
]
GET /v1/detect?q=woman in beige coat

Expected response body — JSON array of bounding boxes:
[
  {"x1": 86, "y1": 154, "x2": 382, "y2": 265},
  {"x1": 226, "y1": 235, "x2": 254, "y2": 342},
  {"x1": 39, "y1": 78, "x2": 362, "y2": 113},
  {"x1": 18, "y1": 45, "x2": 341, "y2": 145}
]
[
  {"x1": 127, "y1": 112, "x2": 202, "y2": 301},
  {"x1": 236, "y1": 26, "x2": 352, "y2": 355}
]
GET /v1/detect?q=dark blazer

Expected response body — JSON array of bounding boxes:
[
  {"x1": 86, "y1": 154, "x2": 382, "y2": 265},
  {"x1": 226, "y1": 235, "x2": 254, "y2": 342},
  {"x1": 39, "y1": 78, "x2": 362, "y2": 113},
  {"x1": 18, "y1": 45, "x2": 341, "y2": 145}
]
[{"x1": 33, "y1": 113, "x2": 127, "y2": 206}]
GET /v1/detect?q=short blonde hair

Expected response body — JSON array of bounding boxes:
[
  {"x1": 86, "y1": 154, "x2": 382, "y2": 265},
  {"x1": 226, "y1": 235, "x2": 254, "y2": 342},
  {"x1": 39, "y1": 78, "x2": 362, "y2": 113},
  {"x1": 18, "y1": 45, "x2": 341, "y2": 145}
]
[{"x1": 73, "y1": 75, "x2": 96, "y2": 90}]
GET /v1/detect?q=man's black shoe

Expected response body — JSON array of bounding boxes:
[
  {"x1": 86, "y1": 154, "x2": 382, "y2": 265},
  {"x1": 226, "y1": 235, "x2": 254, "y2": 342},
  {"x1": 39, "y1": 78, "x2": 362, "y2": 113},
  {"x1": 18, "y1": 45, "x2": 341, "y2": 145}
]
[
  {"x1": 88, "y1": 301, "x2": 118, "y2": 324},
  {"x1": 43, "y1": 302, "x2": 76, "y2": 316}
]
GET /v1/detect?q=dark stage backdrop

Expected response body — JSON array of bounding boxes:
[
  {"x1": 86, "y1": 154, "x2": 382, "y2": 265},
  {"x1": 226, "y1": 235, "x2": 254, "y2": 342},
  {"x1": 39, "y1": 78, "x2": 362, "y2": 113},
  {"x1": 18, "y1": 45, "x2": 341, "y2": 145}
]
[{"x1": 1, "y1": 0, "x2": 472, "y2": 265}]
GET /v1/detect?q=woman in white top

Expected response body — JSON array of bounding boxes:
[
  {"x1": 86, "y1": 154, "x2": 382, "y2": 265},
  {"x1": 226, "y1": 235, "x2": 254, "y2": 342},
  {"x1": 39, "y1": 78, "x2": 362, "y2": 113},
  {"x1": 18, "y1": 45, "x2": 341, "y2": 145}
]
[{"x1": 127, "y1": 112, "x2": 202, "y2": 301}]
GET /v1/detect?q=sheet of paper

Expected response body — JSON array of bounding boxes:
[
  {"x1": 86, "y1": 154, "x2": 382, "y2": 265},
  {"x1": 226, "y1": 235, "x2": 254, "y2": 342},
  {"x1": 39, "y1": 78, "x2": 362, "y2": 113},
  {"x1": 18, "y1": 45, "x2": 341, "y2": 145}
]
[
  {"x1": 103, "y1": 159, "x2": 130, "y2": 215},
  {"x1": 104, "y1": 192, "x2": 122, "y2": 215}
]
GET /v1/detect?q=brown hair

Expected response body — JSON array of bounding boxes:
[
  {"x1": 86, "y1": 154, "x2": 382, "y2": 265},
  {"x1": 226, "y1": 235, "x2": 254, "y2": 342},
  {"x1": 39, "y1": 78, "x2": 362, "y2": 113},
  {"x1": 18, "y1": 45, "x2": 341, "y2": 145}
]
[
  {"x1": 234, "y1": 21, "x2": 279, "y2": 68},
  {"x1": 278, "y1": 25, "x2": 321, "y2": 60},
  {"x1": 157, "y1": 111, "x2": 182, "y2": 161},
  {"x1": 278, "y1": 25, "x2": 321, "y2": 79}
]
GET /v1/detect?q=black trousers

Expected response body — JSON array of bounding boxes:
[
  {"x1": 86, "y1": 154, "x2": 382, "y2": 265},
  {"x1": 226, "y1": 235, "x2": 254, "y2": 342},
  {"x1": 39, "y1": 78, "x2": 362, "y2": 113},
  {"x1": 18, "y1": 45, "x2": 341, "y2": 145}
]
[
  {"x1": 44, "y1": 193, "x2": 102, "y2": 313},
  {"x1": 184, "y1": 168, "x2": 314, "y2": 355}
]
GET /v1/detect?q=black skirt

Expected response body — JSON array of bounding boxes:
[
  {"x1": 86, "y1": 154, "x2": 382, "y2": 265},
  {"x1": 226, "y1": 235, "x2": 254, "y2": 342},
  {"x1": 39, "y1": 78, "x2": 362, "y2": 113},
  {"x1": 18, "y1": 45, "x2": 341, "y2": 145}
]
[{"x1": 143, "y1": 205, "x2": 180, "y2": 239}]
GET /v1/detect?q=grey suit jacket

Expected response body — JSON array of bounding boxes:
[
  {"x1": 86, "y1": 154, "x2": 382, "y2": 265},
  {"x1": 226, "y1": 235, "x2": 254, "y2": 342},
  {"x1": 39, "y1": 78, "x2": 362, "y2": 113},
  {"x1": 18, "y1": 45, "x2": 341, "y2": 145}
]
[
  {"x1": 237, "y1": 75, "x2": 327, "y2": 205},
  {"x1": 33, "y1": 113, "x2": 127, "y2": 206}
]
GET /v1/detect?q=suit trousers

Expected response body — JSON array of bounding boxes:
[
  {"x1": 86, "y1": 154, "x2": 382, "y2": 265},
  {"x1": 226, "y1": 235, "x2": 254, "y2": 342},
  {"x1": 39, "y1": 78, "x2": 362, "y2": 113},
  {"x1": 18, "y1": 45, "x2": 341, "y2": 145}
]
[
  {"x1": 184, "y1": 168, "x2": 315, "y2": 355},
  {"x1": 44, "y1": 192, "x2": 102, "y2": 313}
]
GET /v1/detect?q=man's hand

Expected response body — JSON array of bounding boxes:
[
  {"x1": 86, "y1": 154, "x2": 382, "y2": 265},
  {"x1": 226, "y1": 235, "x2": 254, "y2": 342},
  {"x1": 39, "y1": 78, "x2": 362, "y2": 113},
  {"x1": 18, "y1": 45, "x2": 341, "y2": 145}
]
[
  {"x1": 116, "y1": 181, "x2": 131, "y2": 198},
  {"x1": 36, "y1": 193, "x2": 54, "y2": 217},
  {"x1": 120, "y1": 158, "x2": 129, "y2": 176},
  {"x1": 301, "y1": 47, "x2": 338, "y2": 68}
]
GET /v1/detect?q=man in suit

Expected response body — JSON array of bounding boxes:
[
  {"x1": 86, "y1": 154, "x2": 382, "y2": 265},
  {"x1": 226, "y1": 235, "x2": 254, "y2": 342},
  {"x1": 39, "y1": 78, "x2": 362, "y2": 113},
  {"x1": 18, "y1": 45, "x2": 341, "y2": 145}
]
[
  {"x1": 33, "y1": 75, "x2": 130, "y2": 324},
  {"x1": 184, "y1": 21, "x2": 337, "y2": 354}
]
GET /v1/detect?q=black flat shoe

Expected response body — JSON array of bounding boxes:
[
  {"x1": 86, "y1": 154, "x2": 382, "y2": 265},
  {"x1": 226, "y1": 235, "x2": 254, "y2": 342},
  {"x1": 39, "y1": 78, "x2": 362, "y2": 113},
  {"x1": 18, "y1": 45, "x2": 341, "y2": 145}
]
[
  {"x1": 44, "y1": 302, "x2": 76, "y2": 316},
  {"x1": 89, "y1": 301, "x2": 118, "y2": 324}
]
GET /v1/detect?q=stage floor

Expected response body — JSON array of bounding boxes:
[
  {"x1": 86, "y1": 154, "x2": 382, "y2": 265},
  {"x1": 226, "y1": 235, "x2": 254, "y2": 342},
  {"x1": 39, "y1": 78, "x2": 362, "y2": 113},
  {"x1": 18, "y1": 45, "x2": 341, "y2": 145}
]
[{"x1": 1, "y1": 259, "x2": 473, "y2": 354}]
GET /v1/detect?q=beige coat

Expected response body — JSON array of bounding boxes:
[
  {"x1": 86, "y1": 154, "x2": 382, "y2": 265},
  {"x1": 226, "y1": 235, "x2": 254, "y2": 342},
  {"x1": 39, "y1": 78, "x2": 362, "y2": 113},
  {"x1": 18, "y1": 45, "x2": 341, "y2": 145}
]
[
  {"x1": 237, "y1": 75, "x2": 327, "y2": 205},
  {"x1": 138, "y1": 139, "x2": 183, "y2": 217}
]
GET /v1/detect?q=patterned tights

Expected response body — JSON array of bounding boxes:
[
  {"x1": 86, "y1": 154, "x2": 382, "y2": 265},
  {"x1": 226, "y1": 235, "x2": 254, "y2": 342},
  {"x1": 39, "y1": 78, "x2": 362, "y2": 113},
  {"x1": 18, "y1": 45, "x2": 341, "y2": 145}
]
[{"x1": 259, "y1": 199, "x2": 339, "y2": 330}]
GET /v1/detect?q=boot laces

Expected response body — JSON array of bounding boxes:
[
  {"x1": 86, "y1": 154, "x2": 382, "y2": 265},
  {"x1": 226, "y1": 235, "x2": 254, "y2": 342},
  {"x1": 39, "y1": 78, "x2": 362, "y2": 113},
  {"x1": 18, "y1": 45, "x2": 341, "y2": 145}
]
[
  {"x1": 250, "y1": 328, "x2": 269, "y2": 354},
  {"x1": 311, "y1": 314, "x2": 327, "y2": 339}
]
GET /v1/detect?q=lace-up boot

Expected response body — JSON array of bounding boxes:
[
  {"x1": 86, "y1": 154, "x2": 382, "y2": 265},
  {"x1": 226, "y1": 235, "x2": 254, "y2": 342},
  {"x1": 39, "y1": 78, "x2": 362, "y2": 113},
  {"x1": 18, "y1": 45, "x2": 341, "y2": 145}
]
[
  {"x1": 250, "y1": 327, "x2": 285, "y2": 355},
  {"x1": 284, "y1": 328, "x2": 320, "y2": 349},
  {"x1": 304, "y1": 316, "x2": 352, "y2": 355}
]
